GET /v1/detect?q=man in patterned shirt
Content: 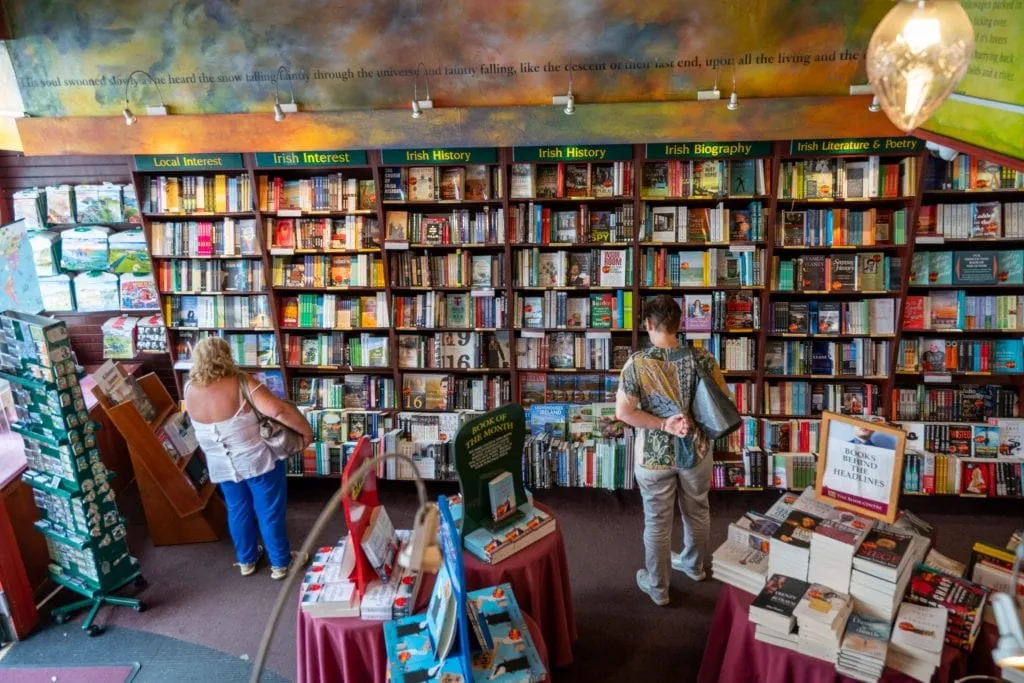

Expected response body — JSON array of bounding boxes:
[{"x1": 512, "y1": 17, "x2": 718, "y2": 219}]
[{"x1": 615, "y1": 295, "x2": 731, "y2": 606}]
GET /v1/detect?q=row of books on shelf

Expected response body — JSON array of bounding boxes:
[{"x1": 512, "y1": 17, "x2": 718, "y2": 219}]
[
  {"x1": 271, "y1": 254, "x2": 384, "y2": 288},
  {"x1": 280, "y1": 292, "x2": 389, "y2": 329},
  {"x1": 777, "y1": 208, "x2": 907, "y2": 247},
  {"x1": 694, "y1": 337, "x2": 757, "y2": 373},
  {"x1": 904, "y1": 419, "x2": 1023, "y2": 458},
  {"x1": 712, "y1": 447, "x2": 769, "y2": 490},
  {"x1": 925, "y1": 153, "x2": 1024, "y2": 191},
  {"x1": 764, "y1": 339, "x2": 891, "y2": 378},
  {"x1": 514, "y1": 332, "x2": 629, "y2": 371},
  {"x1": 284, "y1": 332, "x2": 389, "y2": 368},
  {"x1": 902, "y1": 292, "x2": 1024, "y2": 332},
  {"x1": 269, "y1": 216, "x2": 381, "y2": 252},
  {"x1": 642, "y1": 201, "x2": 765, "y2": 243},
  {"x1": 516, "y1": 290, "x2": 633, "y2": 330},
  {"x1": 510, "y1": 161, "x2": 633, "y2": 200},
  {"x1": 392, "y1": 291, "x2": 506, "y2": 330},
  {"x1": 397, "y1": 331, "x2": 511, "y2": 370},
  {"x1": 917, "y1": 201, "x2": 1022, "y2": 240},
  {"x1": 653, "y1": 292, "x2": 760, "y2": 333},
  {"x1": 908, "y1": 249, "x2": 1023, "y2": 287},
  {"x1": 166, "y1": 294, "x2": 271, "y2": 329},
  {"x1": 398, "y1": 373, "x2": 510, "y2": 412},
  {"x1": 523, "y1": 431, "x2": 635, "y2": 490},
  {"x1": 519, "y1": 372, "x2": 619, "y2": 407},
  {"x1": 762, "y1": 418, "x2": 822, "y2": 453},
  {"x1": 382, "y1": 164, "x2": 502, "y2": 202},
  {"x1": 259, "y1": 174, "x2": 374, "y2": 213},
  {"x1": 14, "y1": 182, "x2": 140, "y2": 229},
  {"x1": 891, "y1": 385, "x2": 1019, "y2": 422},
  {"x1": 142, "y1": 175, "x2": 253, "y2": 214},
  {"x1": 31, "y1": 226, "x2": 150, "y2": 279},
  {"x1": 383, "y1": 208, "x2": 504, "y2": 245},
  {"x1": 514, "y1": 247, "x2": 631, "y2": 288},
  {"x1": 640, "y1": 246, "x2": 763, "y2": 288},
  {"x1": 509, "y1": 202, "x2": 634, "y2": 244},
  {"x1": 38, "y1": 271, "x2": 157, "y2": 314},
  {"x1": 390, "y1": 250, "x2": 504, "y2": 288},
  {"x1": 173, "y1": 330, "x2": 277, "y2": 368},
  {"x1": 768, "y1": 298, "x2": 896, "y2": 336},
  {"x1": 777, "y1": 156, "x2": 918, "y2": 200},
  {"x1": 772, "y1": 253, "x2": 900, "y2": 293},
  {"x1": 902, "y1": 452, "x2": 1023, "y2": 497},
  {"x1": 641, "y1": 158, "x2": 768, "y2": 199},
  {"x1": 305, "y1": 408, "x2": 393, "y2": 445},
  {"x1": 149, "y1": 218, "x2": 260, "y2": 257},
  {"x1": 898, "y1": 337, "x2": 1023, "y2": 374},
  {"x1": 155, "y1": 259, "x2": 264, "y2": 293},
  {"x1": 291, "y1": 375, "x2": 396, "y2": 409},
  {"x1": 764, "y1": 381, "x2": 880, "y2": 418}
]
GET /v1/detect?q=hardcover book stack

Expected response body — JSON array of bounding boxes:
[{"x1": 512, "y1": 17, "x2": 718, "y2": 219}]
[
  {"x1": 907, "y1": 564, "x2": 989, "y2": 651},
  {"x1": 749, "y1": 574, "x2": 810, "y2": 651},
  {"x1": 0, "y1": 312, "x2": 139, "y2": 600},
  {"x1": 793, "y1": 584, "x2": 853, "y2": 663},
  {"x1": 835, "y1": 612, "x2": 891, "y2": 683},
  {"x1": 887, "y1": 602, "x2": 948, "y2": 683},
  {"x1": 850, "y1": 527, "x2": 928, "y2": 620}
]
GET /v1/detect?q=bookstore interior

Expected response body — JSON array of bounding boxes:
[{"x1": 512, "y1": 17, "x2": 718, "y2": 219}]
[{"x1": 0, "y1": 1, "x2": 1022, "y2": 682}]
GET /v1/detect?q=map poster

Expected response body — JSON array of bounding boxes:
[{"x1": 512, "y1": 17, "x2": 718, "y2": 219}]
[
  {"x1": 0, "y1": 220, "x2": 43, "y2": 315},
  {"x1": 815, "y1": 412, "x2": 906, "y2": 523},
  {"x1": 453, "y1": 404, "x2": 527, "y2": 537}
]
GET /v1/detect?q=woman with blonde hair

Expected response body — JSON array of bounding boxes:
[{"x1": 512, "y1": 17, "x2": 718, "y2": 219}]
[{"x1": 184, "y1": 336, "x2": 313, "y2": 578}]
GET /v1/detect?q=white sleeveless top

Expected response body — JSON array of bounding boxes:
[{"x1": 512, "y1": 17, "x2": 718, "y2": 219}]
[{"x1": 186, "y1": 378, "x2": 278, "y2": 484}]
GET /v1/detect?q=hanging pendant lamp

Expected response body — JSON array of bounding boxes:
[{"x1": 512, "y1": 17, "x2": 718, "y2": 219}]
[{"x1": 866, "y1": 0, "x2": 975, "y2": 132}]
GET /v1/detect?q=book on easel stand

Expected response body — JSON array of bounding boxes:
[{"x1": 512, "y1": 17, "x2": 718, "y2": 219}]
[
  {"x1": 383, "y1": 495, "x2": 547, "y2": 682},
  {"x1": 453, "y1": 404, "x2": 557, "y2": 565}
]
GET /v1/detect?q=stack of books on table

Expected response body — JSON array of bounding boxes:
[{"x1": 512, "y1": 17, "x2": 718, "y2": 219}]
[
  {"x1": 767, "y1": 487, "x2": 841, "y2": 582},
  {"x1": 710, "y1": 516, "x2": 772, "y2": 595},
  {"x1": 907, "y1": 564, "x2": 989, "y2": 651},
  {"x1": 849, "y1": 527, "x2": 928, "y2": 620},
  {"x1": 792, "y1": 584, "x2": 853, "y2": 663},
  {"x1": 748, "y1": 574, "x2": 810, "y2": 651},
  {"x1": 808, "y1": 508, "x2": 874, "y2": 593},
  {"x1": 886, "y1": 602, "x2": 948, "y2": 683},
  {"x1": 835, "y1": 612, "x2": 891, "y2": 683},
  {"x1": 300, "y1": 539, "x2": 360, "y2": 618}
]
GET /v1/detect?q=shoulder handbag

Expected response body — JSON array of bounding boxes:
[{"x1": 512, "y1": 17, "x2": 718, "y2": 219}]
[
  {"x1": 688, "y1": 347, "x2": 742, "y2": 440},
  {"x1": 239, "y1": 373, "x2": 307, "y2": 458}
]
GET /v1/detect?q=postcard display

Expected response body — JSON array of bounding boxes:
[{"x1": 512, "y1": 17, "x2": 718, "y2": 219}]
[
  {"x1": 0, "y1": 311, "x2": 145, "y2": 636},
  {"x1": 384, "y1": 495, "x2": 547, "y2": 682}
]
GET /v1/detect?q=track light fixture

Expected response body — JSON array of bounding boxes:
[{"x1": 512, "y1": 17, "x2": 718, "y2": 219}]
[
  {"x1": 122, "y1": 70, "x2": 167, "y2": 126},
  {"x1": 726, "y1": 71, "x2": 738, "y2": 110},
  {"x1": 552, "y1": 64, "x2": 575, "y2": 115},
  {"x1": 411, "y1": 62, "x2": 433, "y2": 119},
  {"x1": 869, "y1": 95, "x2": 881, "y2": 112},
  {"x1": 274, "y1": 66, "x2": 298, "y2": 122}
]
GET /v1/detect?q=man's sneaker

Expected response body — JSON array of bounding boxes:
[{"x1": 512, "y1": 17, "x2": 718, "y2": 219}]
[
  {"x1": 636, "y1": 569, "x2": 669, "y2": 606},
  {"x1": 234, "y1": 547, "x2": 263, "y2": 576},
  {"x1": 271, "y1": 550, "x2": 309, "y2": 580},
  {"x1": 671, "y1": 552, "x2": 707, "y2": 581}
]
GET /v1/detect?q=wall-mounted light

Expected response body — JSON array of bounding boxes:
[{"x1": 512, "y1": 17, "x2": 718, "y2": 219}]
[
  {"x1": 867, "y1": 0, "x2": 975, "y2": 131},
  {"x1": 411, "y1": 62, "x2": 433, "y2": 119},
  {"x1": 697, "y1": 70, "x2": 722, "y2": 101},
  {"x1": 274, "y1": 66, "x2": 298, "y2": 122},
  {"x1": 122, "y1": 70, "x2": 167, "y2": 126},
  {"x1": 726, "y1": 71, "x2": 738, "y2": 111},
  {"x1": 868, "y1": 95, "x2": 881, "y2": 112},
  {"x1": 552, "y1": 62, "x2": 575, "y2": 115}
]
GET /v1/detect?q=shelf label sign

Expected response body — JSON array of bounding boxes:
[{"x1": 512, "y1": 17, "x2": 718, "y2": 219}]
[
  {"x1": 646, "y1": 141, "x2": 772, "y2": 159},
  {"x1": 790, "y1": 137, "x2": 924, "y2": 155},
  {"x1": 254, "y1": 150, "x2": 368, "y2": 167},
  {"x1": 381, "y1": 147, "x2": 497, "y2": 164},
  {"x1": 513, "y1": 144, "x2": 633, "y2": 162},
  {"x1": 134, "y1": 153, "x2": 244, "y2": 170}
]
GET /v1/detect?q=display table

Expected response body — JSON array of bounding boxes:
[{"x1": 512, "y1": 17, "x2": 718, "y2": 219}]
[
  {"x1": 698, "y1": 584, "x2": 1001, "y2": 683},
  {"x1": 462, "y1": 502, "x2": 577, "y2": 668},
  {"x1": 295, "y1": 589, "x2": 549, "y2": 683}
]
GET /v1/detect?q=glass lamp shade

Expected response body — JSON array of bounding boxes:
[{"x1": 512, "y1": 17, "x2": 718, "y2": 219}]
[{"x1": 867, "y1": 0, "x2": 974, "y2": 132}]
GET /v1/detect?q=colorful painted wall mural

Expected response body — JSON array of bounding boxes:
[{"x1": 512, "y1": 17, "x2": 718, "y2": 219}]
[{"x1": 4, "y1": 0, "x2": 892, "y2": 117}]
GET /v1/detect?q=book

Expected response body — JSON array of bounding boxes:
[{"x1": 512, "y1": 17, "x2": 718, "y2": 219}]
[
  {"x1": 836, "y1": 613, "x2": 891, "y2": 680},
  {"x1": 567, "y1": 253, "x2": 591, "y2": 287},
  {"x1": 829, "y1": 254, "x2": 857, "y2": 291},
  {"x1": 535, "y1": 165, "x2": 560, "y2": 198},
  {"x1": 598, "y1": 250, "x2": 627, "y2": 287},
  {"x1": 890, "y1": 602, "x2": 947, "y2": 666},
  {"x1": 953, "y1": 251, "x2": 998, "y2": 286},
  {"x1": 683, "y1": 294, "x2": 712, "y2": 332},
  {"x1": 510, "y1": 164, "x2": 534, "y2": 199},
  {"x1": 488, "y1": 472, "x2": 517, "y2": 524},
  {"x1": 462, "y1": 501, "x2": 557, "y2": 565},
  {"x1": 407, "y1": 167, "x2": 436, "y2": 201},
  {"x1": 642, "y1": 162, "x2": 669, "y2": 198},
  {"x1": 853, "y1": 528, "x2": 915, "y2": 583},
  {"x1": 360, "y1": 506, "x2": 399, "y2": 583},
  {"x1": 907, "y1": 564, "x2": 989, "y2": 650},
  {"x1": 465, "y1": 164, "x2": 491, "y2": 201},
  {"x1": 749, "y1": 574, "x2": 810, "y2": 633}
]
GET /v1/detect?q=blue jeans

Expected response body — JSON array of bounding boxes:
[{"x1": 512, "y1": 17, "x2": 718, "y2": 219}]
[{"x1": 220, "y1": 460, "x2": 291, "y2": 567}]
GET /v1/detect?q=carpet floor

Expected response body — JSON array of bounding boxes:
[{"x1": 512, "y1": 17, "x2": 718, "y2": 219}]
[{"x1": 10, "y1": 479, "x2": 1024, "y2": 682}]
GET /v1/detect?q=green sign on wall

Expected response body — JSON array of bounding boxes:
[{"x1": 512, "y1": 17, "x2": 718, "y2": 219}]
[
  {"x1": 134, "y1": 153, "x2": 244, "y2": 171},
  {"x1": 646, "y1": 141, "x2": 773, "y2": 159},
  {"x1": 254, "y1": 150, "x2": 368, "y2": 167},
  {"x1": 789, "y1": 137, "x2": 924, "y2": 155},
  {"x1": 513, "y1": 144, "x2": 633, "y2": 162},
  {"x1": 381, "y1": 148, "x2": 497, "y2": 165}
]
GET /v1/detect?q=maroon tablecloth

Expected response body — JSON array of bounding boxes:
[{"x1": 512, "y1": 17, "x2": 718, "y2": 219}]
[
  {"x1": 296, "y1": 590, "x2": 549, "y2": 683},
  {"x1": 697, "y1": 584, "x2": 1000, "y2": 683},
  {"x1": 462, "y1": 502, "x2": 577, "y2": 668}
]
